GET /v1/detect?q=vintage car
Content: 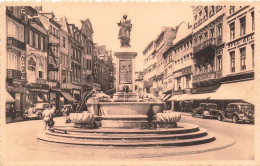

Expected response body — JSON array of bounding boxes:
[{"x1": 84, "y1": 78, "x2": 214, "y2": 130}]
[
  {"x1": 61, "y1": 104, "x2": 74, "y2": 115},
  {"x1": 192, "y1": 103, "x2": 221, "y2": 119},
  {"x1": 218, "y1": 103, "x2": 254, "y2": 123},
  {"x1": 23, "y1": 103, "x2": 50, "y2": 120}
]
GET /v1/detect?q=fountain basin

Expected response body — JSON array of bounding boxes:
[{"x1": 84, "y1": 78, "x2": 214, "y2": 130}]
[
  {"x1": 98, "y1": 102, "x2": 165, "y2": 116},
  {"x1": 69, "y1": 112, "x2": 94, "y2": 124}
]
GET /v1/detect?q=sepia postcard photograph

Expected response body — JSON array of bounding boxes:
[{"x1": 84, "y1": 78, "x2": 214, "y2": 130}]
[{"x1": 0, "y1": 1, "x2": 259, "y2": 165}]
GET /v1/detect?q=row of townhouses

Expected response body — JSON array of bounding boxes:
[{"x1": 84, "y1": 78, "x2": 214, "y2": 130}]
[
  {"x1": 5, "y1": 6, "x2": 115, "y2": 115},
  {"x1": 143, "y1": 5, "x2": 255, "y2": 111}
]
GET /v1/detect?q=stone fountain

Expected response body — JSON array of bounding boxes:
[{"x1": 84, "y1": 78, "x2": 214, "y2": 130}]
[{"x1": 38, "y1": 15, "x2": 217, "y2": 149}]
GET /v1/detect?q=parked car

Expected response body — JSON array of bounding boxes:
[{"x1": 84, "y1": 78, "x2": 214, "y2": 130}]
[
  {"x1": 23, "y1": 103, "x2": 50, "y2": 120},
  {"x1": 192, "y1": 103, "x2": 221, "y2": 119},
  {"x1": 61, "y1": 104, "x2": 73, "y2": 115},
  {"x1": 218, "y1": 103, "x2": 254, "y2": 123}
]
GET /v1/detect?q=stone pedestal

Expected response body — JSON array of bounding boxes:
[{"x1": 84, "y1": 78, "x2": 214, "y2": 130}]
[{"x1": 114, "y1": 49, "x2": 137, "y2": 99}]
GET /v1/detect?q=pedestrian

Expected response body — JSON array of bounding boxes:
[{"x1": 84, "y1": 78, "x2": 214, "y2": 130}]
[{"x1": 42, "y1": 105, "x2": 55, "y2": 131}]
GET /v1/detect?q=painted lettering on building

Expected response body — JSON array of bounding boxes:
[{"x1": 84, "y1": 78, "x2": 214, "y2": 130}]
[{"x1": 227, "y1": 32, "x2": 254, "y2": 49}]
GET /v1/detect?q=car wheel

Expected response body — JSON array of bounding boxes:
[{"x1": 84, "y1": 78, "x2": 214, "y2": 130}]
[
  {"x1": 191, "y1": 112, "x2": 195, "y2": 117},
  {"x1": 38, "y1": 113, "x2": 43, "y2": 119},
  {"x1": 218, "y1": 114, "x2": 223, "y2": 121},
  {"x1": 232, "y1": 115, "x2": 238, "y2": 123}
]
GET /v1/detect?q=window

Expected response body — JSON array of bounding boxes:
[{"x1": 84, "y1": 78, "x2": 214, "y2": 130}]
[
  {"x1": 251, "y1": 12, "x2": 255, "y2": 31},
  {"x1": 209, "y1": 6, "x2": 214, "y2": 16},
  {"x1": 62, "y1": 70, "x2": 66, "y2": 83},
  {"x1": 204, "y1": 6, "x2": 208, "y2": 19},
  {"x1": 240, "y1": 17, "x2": 246, "y2": 36},
  {"x1": 216, "y1": 24, "x2": 222, "y2": 37},
  {"x1": 230, "y1": 22, "x2": 235, "y2": 40},
  {"x1": 217, "y1": 55, "x2": 222, "y2": 71},
  {"x1": 229, "y1": 6, "x2": 235, "y2": 14},
  {"x1": 29, "y1": 30, "x2": 34, "y2": 46},
  {"x1": 8, "y1": 22, "x2": 19, "y2": 39},
  {"x1": 186, "y1": 75, "x2": 191, "y2": 89},
  {"x1": 68, "y1": 71, "x2": 71, "y2": 83},
  {"x1": 240, "y1": 47, "x2": 246, "y2": 70},
  {"x1": 210, "y1": 28, "x2": 214, "y2": 38},
  {"x1": 35, "y1": 33, "x2": 39, "y2": 49},
  {"x1": 216, "y1": 6, "x2": 222, "y2": 12},
  {"x1": 50, "y1": 25, "x2": 52, "y2": 34},
  {"x1": 230, "y1": 51, "x2": 235, "y2": 72},
  {"x1": 40, "y1": 36, "x2": 44, "y2": 51},
  {"x1": 251, "y1": 44, "x2": 254, "y2": 68},
  {"x1": 204, "y1": 32, "x2": 208, "y2": 40},
  {"x1": 63, "y1": 36, "x2": 66, "y2": 48},
  {"x1": 39, "y1": 59, "x2": 44, "y2": 78},
  {"x1": 177, "y1": 77, "x2": 181, "y2": 90},
  {"x1": 28, "y1": 57, "x2": 36, "y2": 71}
]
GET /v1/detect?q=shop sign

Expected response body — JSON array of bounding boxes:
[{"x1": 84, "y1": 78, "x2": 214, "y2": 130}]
[
  {"x1": 28, "y1": 83, "x2": 49, "y2": 90},
  {"x1": 227, "y1": 33, "x2": 254, "y2": 49},
  {"x1": 20, "y1": 52, "x2": 26, "y2": 79}
]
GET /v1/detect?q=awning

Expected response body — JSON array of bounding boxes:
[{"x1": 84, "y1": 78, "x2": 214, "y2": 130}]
[
  {"x1": 6, "y1": 90, "x2": 15, "y2": 103},
  {"x1": 210, "y1": 80, "x2": 256, "y2": 104},
  {"x1": 5, "y1": 91, "x2": 15, "y2": 103},
  {"x1": 163, "y1": 94, "x2": 172, "y2": 101},
  {"x1": 187, "y1": 92, "x2": 214, "y2": 100},
  {"x1": 61, "y1": 92, "x2": 78, "y2": 103},
  {"x1": 175, "y1": 94, "x2": 190, "y2": 101},
  {"x1": 168, "y1": 95, "x2": 181, "y2": 101}
]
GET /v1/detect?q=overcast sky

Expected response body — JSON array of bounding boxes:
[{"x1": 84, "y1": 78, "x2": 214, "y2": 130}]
[{"x1": 42, "y1": 2, "x2": 193, "y2": 71}]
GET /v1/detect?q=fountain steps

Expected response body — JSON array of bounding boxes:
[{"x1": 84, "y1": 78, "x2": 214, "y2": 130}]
[
  {"x1": 54, "y1": 123, "x2": 199, "y2": 134},
  {"x1": 38, "y1": 123, "x2": 216, "y2": 147},
  {"x1": 38, "y1": 132, "x2": 215, "y2": 147},
  {"x1": 44, "y1": 128, "x2": 208, "y2": 140}
]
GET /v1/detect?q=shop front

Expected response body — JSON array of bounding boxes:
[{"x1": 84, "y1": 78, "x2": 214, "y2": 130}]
[{"x1": 27, "y1": 83, "x2": 49, "y2": 105}]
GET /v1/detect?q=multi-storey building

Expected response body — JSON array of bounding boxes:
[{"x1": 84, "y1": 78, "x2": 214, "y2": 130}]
[
  {"x1": 210, "y1": 6, "x2": 256, "y2": 107},
  {"x1": 37, "y1": 9, "x2": 62, "y2": 109},
  {"x1": 143, "y1": 41, "x2": 156, "y2": 96},
  {"x1": 191, "y1": 6, "x2": 226, "y2": 103},
  {"x1": 57, "y1": 16, "x2": 77, "y2": 105},
  {"x1": 163, "y1": 22, "x2": 193, "y2": 111},
  {"x1": 6, "y1": 6, "x2": 28, "y2": 115},
  {"x1": 154, "y1": 27, "x2": 176, "y2": 98},
  {"x1": 81, "y1": 19, "x2": 94, "y2": 97},
  {"x1": 67, "y1": 23, "x2": 83, "y2": 102},
  {"x1": 135, "y1": 71, "x2": 144, "y2": 97}
]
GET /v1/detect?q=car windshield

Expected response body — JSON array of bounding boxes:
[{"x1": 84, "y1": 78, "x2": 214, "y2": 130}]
[
  {"x1": 208, "y1": 104, "x2": 217, "y2": 109},
  {"x1": 241, "y1": 105, "x2": 251, "y2": 109}
]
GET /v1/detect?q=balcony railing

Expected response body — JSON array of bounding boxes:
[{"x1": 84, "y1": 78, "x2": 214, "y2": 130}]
[
  {"x1": 193, "y1": 71, "x2": 216, "y2": 83},
  {"x1": 193, "y1": 38, "x2": 216, "y2": 54},
  {"x1": 7, "y1": 37, "x2": 26, "y2": 50},
  {"x1": 6, "y1": 69, "x2": 22, "y2": 79}
]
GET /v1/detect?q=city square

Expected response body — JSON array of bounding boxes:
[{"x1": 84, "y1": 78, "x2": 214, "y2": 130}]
[{"x1": 2, "y1": 2, "x2": 259, "y2": 165}]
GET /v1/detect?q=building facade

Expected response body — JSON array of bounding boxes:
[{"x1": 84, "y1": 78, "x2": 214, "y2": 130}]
[{"x1": 6, "y1": 6, "x2": 28, "y2": 115}]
